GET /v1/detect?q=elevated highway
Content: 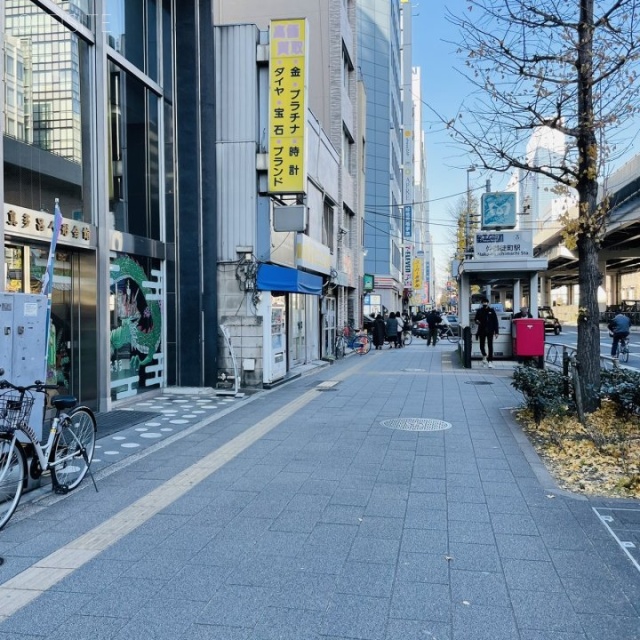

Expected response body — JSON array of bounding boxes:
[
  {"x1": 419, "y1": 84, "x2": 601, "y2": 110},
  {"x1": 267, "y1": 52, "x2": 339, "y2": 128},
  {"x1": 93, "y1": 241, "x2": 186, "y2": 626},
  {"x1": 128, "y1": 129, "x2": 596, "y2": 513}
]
[{"x1": 534, "y1": 155, "x2": 640, "y2": 301}]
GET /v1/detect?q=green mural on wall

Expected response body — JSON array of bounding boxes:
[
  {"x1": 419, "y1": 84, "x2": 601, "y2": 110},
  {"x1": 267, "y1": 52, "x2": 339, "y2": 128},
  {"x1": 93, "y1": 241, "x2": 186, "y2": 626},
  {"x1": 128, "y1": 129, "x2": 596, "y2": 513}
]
[{"x1": 110, "y1": 255, "x2": 162, "y2": 394}]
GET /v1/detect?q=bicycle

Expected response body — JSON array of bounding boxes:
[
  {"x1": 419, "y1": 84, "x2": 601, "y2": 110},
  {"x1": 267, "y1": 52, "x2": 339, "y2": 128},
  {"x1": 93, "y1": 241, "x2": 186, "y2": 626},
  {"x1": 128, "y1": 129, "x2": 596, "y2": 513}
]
[
  {"x1": 401, "y1": 329, "x2": 413, "y2": 346},
  {"x1": 0, "y1": 374, "x2": 97, "y2": 530},
  {"x1": 335, "y1": 327, "x2": 371, "y2": 358},
  {"x1": 438, "y1": 325, "x2": 461, "y2": 343},
  {"x1": 615, "y1": 335, "x2": 630, "y2": 363}
]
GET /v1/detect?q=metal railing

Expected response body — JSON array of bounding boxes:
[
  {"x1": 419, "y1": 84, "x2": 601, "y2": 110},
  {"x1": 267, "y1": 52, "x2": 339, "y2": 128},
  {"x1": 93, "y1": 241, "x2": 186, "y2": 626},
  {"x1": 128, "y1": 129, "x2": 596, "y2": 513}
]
[{"x1": 544, "y1": 341, "x2": 626, "y2": 371}]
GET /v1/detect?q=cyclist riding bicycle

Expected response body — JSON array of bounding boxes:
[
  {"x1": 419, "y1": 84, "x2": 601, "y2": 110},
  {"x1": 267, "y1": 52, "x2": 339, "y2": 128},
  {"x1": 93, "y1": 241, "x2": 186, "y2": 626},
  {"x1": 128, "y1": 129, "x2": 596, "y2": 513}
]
[{"x1": 608, "y1": 312, "x2": 631, "y2": 359}]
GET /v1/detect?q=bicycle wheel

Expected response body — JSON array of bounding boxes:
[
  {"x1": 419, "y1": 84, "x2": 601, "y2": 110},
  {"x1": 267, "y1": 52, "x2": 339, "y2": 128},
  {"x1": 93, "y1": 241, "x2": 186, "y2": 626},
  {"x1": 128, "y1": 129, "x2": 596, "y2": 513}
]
[
  {"x1": 51, "y1": 406, "x2": 96, "y2": 491},
  {"x1": 335, "y1": 336, "x2": 346, "y2": 360},
  {"x1": 447, "y1": 328, "x2": 460, "y2": 343},
  {"x1": 353, "y1": 335, "x2": 371, "y2": 354},
  {"x1": 621, "y1": 341, "x2": 630, "y2": 363},
  {"x1": 403, "y1": 332, "x2": 413, "y2": 346},
  {"x1": 0, "y1": 434, "x2": 26, "y2": 530}
]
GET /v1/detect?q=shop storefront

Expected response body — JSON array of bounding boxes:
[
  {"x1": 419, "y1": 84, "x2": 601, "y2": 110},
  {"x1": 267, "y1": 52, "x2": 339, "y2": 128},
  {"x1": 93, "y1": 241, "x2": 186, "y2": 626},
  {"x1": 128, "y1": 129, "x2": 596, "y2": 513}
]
[
  {"x1": 257, "y1": 263, "x2": 322, "y2": 385},
  {"x1": 3, "y1": 206, "x2": 97, "y2": 403}
]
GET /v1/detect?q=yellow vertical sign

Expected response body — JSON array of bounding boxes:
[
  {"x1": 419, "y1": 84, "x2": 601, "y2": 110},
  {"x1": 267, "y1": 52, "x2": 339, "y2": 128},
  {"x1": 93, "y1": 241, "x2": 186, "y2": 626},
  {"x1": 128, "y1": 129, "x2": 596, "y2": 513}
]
[
  {"x1": 269, "y1": 19, "x2": 307, "y2": 194},
  {"x1": 412, "y1": 258, "x2": 423, "y2": 291}
]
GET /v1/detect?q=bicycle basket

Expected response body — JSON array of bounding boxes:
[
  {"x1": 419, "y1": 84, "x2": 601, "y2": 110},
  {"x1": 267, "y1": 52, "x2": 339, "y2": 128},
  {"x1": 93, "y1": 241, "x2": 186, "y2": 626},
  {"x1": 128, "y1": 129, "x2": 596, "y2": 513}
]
[{"x1": 0, "y1": 390, "x2": 34, "y2": 432}]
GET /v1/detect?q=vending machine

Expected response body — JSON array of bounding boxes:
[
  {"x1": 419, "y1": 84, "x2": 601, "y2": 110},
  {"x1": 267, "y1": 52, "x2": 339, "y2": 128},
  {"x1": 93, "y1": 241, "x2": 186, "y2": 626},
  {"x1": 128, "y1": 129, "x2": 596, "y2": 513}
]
[
  {"x1": 263, "y1": 294, "x2": 287, "y2": 384},
  {"x1": 0, "y1": 293, "x2": 49, "y2": 440}
]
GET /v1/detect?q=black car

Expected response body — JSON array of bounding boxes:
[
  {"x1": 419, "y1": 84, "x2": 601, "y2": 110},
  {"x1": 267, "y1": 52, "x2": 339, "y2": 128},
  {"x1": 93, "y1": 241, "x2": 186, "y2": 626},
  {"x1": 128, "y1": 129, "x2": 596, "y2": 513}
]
[{"x1": 538, "y1": 306, "x2": 562, "y2": 334}]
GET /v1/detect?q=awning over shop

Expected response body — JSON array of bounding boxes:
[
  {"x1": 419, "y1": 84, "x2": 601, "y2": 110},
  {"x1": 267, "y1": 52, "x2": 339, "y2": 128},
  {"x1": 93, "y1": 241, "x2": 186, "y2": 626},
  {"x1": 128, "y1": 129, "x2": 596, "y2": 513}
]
[{"x1": 256, "y1": 263, "x2": 323, "y2": 296}]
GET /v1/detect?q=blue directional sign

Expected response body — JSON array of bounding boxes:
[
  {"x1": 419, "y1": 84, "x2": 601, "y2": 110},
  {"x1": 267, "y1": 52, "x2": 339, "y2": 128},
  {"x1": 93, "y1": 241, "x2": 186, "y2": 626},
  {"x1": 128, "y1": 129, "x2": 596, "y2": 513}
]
[
  {"x1": 481, "y1": 192, "x2": 517, "y2": 229},
  {"x1": 403, "y1": 205, "x2": 412, "y2": 237}
]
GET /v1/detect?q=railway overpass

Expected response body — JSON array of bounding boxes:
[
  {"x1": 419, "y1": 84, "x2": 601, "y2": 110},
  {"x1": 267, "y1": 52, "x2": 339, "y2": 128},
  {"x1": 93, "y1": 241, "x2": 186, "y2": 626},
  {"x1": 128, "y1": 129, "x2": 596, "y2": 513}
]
[{"x1": 533, "y1": 154, "x2": 640, "y2": 317}]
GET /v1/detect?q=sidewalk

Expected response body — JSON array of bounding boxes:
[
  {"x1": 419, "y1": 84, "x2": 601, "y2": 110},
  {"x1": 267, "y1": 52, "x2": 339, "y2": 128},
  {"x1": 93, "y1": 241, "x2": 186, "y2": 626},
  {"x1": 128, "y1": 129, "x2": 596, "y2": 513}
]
[{"x1": 0, "y1": 341, "x2": 638, "y2": 639}]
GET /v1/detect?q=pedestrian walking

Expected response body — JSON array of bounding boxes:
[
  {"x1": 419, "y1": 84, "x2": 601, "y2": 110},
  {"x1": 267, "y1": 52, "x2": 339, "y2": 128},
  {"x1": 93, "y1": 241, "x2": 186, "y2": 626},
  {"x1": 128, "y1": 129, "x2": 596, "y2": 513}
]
[
  {"x1": 395, "y1": 312, "x2": 404, "y2": 348},
  {"x1": 475, "y1": 298, "x2": 499, "y2": 367},
  {"x1": 385, "y1": 312, "x2": 398, "y2": 348},
  {"x1": 426, "y1": 308, "x2": 442, "y2": 346},
  {"x1": 372, "y1": 314, "x2": 386, "y2": 350}
]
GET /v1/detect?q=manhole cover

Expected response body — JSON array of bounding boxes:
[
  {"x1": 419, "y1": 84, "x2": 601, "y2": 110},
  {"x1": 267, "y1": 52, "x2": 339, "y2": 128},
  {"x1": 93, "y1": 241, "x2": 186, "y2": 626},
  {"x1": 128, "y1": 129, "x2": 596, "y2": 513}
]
[
  {"x1": 465, "y1": 381, "x2": 494, "y2": 385},
  {"x1": 381, "y1": 418, "x2": 452, "y2": 432}
]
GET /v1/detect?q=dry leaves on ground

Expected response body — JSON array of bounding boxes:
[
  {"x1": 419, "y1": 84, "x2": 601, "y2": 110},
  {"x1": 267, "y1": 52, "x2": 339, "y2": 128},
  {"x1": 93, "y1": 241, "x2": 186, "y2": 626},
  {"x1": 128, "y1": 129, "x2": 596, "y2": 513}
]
[{"x1": 516, "y1": 401, "x2": 640, "y2": 499}]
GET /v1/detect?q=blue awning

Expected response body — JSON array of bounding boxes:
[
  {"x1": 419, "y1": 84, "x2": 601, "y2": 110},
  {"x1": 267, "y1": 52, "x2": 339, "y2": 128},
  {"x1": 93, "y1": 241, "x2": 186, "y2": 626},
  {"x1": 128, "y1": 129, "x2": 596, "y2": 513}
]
[{"x1": 257, "y1": 264, "x2": 323, "y2": 296}]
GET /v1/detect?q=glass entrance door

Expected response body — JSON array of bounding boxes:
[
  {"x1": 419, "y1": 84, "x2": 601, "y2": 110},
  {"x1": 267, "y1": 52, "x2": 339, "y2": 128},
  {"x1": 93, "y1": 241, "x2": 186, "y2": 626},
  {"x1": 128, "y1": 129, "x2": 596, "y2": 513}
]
[{"x1": 289, "y1": 293, "x2": 306, "y2": 367}]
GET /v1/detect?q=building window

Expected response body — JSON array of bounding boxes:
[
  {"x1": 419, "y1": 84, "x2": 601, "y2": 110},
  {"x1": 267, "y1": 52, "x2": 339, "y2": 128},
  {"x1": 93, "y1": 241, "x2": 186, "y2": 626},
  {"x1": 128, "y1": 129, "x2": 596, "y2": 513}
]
[
  {"x1": 323, "y1": 200, "x2": 335, "y2": 253},
  {"x1": 4, "y1": 2, "x2": 92, "y2": 221},
  {"x1": 105, "y1": 0, "x2": 159, "y2": 82},
  {"x1": 108, "y1": 61, "x2": 161, "y2": 240}
]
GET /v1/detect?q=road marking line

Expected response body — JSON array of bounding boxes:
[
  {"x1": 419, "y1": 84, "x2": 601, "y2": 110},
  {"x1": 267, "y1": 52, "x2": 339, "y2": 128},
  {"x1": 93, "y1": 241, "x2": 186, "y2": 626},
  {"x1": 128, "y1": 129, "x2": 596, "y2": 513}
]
[{"x1": 0, "y1": 359, "x2": 368, "y2": 619}]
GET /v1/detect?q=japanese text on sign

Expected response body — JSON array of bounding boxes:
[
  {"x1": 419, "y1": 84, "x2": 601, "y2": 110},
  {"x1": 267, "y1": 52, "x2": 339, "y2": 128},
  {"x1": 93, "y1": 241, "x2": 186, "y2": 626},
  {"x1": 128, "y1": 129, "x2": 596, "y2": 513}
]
[
  {"x1": 4, "y1": 205, "x2": 93, "y2": 247},
  {"x1": 268, "y1": 19, "x2": 308, "y2": 194},
  {"x1": 474, "y1": 231, "x2": 533, "y2": 258}
]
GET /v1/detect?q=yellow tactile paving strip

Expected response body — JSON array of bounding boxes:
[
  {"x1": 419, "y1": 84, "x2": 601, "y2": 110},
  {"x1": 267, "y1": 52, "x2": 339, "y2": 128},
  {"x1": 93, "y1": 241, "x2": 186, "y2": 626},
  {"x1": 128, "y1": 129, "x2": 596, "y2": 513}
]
[{"x1": 0, "y1": 361, "x2": 366, "y2": 621}]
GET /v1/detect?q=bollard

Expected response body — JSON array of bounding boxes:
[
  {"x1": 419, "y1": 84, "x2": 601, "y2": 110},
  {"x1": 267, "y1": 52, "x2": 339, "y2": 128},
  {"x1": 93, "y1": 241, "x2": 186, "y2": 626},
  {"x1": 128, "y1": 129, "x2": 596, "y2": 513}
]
[{"x1": 463, "y1": 326, "x2": 472, "y2": 368}]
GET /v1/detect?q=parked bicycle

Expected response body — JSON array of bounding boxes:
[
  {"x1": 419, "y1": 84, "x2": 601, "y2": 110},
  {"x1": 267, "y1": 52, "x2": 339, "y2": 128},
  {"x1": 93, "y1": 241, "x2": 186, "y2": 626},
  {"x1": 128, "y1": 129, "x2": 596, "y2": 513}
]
[
  {"x1": 335, "y1": 327, "x2": 371, "y2": 358},
  {"x1": 0, "y1": 373, "x2": 97, "y2": 530}
]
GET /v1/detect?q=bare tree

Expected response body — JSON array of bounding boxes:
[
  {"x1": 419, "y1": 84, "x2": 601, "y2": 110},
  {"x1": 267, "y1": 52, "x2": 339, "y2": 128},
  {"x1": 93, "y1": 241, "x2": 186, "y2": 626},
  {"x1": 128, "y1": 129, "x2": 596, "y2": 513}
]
[
  {"x1": 445, "y1": 0, "x2": 640, "y2": 412},
  {"x1": 448, "y1": 195, "x2": 479, "y2": 262}
]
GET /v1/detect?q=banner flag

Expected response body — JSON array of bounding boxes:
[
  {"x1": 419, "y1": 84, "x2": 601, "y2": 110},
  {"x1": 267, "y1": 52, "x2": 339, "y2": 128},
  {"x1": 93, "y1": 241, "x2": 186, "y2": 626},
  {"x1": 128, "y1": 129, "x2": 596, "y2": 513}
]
[{"x1": 43, "y1": 199, "x2": 63, "y2": 379}]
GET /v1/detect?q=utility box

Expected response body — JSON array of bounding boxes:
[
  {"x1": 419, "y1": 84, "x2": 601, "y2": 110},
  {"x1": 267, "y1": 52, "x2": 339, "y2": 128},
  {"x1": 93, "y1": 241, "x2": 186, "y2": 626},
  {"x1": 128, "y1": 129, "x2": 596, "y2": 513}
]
[
  {"x1": 512, "y1": 318, "x2": 545, "y2": 357},
  {"x1": 0, "y1": 293, "x2": 49, "y2": 440}
]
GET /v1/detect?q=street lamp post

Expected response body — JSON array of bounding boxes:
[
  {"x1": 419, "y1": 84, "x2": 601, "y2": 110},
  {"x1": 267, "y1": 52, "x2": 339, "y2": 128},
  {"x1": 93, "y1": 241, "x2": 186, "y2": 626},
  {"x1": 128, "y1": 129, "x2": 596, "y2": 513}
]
[{"x1": 465, "y1": 166, "x2": 476, "y2": 257}]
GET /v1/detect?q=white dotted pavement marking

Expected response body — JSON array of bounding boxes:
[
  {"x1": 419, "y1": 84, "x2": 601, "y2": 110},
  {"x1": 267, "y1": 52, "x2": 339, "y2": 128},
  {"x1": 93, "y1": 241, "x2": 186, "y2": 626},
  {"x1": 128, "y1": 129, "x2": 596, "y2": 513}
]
[
  {"x1": 0, "y1": 360, "x2": 370, "y2": 621},
  {"x1": 0, "y1": 379, "x2": 339, "y2": 619}
]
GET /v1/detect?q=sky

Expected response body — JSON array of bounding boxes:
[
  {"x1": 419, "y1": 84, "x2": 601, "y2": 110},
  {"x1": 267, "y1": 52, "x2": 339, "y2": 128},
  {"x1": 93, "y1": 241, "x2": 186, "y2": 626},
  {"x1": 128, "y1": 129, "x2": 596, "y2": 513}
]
[
  {"x1": 409, "y1": 0, "x2": 640, "y2": 293},
  {"x1": 409, "y1": 0, "x2": 542, "y2": 294},
  {"x1": 411, "y1": 0, "x2": 492, "y2": 287}
]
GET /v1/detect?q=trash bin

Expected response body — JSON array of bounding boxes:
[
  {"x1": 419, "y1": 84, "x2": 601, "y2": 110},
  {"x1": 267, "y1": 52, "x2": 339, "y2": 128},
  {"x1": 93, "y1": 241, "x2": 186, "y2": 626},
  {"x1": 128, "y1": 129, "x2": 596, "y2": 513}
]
[{"x1": 512, "y1": 318, "x2": 545, "y2": 357}]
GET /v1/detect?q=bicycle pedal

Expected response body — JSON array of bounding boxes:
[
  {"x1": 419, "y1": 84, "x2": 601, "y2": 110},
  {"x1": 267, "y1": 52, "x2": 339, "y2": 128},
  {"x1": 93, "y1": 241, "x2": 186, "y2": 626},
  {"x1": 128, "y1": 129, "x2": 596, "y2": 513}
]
[{"x1": 53, "y1": 484, "x2": 69, "y2": 495}]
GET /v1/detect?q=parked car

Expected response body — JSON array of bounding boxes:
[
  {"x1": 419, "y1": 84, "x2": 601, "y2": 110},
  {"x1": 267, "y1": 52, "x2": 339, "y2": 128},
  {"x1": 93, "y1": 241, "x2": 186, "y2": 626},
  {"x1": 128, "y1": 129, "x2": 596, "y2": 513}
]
[
  {"x1": 412, "y1": 318, "x2": 428, "y2": 338},
  {"x1": 538, "y1": 306, "x2": 562, "y2": 334},
  {"x1": 444, "y1": 314, "x2": 460, "y2": 335}
]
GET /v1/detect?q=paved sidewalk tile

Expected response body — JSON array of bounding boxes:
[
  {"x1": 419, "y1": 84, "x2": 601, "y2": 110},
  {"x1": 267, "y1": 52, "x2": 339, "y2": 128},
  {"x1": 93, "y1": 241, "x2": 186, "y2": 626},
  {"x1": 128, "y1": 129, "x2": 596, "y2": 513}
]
[{"x1": 0, "y1": 344, "x2": 638, "y2": 639}]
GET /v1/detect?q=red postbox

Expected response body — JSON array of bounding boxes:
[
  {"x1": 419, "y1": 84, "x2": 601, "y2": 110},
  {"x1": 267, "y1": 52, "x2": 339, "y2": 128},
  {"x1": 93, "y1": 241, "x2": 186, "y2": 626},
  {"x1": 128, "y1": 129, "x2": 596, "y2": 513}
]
[{"x1": 512, "y1": 318, "x2": 545, "y2": 357}]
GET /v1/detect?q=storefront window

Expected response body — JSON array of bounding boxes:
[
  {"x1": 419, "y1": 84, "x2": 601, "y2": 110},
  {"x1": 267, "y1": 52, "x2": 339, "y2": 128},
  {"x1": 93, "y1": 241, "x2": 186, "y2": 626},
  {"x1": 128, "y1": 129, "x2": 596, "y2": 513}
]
[
  {"x1": 4, "y1": 2, "x2": 93, "y2": 221},
  {"x1": 108, "y1": 62, "x2": 161, "y2": 239},
  {"x1": 105, "y1": 0, "x2": 159, "y2": 81},
  {"x1": 5, "y1": 246, "x2": 24, "y2": 293},
  {"x1": 110, "y1": 254, "x2": 163, "y2": 400}
]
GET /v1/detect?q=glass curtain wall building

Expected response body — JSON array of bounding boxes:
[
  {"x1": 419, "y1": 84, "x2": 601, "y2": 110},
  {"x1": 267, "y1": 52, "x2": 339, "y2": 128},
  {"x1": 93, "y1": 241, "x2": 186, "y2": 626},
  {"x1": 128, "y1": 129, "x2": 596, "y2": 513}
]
[
  {"x1": 1, "y1": 0, "x2": 214, "y2": 410},
  {"x1": 357, "y1": 0, "x2": 404, "y2": 315}
]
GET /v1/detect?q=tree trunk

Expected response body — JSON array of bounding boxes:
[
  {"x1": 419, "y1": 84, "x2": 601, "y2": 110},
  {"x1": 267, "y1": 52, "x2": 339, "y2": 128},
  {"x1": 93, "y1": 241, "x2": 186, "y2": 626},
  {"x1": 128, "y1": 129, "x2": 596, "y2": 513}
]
[
  {"x1": 576, "y1": 233, "x2": 601, "y2": 413},
  {"x1": 575, "y1": 0, "x2": 600, "y2": 414}
]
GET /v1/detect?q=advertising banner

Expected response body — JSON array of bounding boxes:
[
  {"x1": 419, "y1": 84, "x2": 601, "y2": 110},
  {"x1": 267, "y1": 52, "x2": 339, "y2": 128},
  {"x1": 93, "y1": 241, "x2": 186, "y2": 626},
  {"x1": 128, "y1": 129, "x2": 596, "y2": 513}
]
[{"x1": 268, "y1": 19, "x2": 308, "y2": 194}]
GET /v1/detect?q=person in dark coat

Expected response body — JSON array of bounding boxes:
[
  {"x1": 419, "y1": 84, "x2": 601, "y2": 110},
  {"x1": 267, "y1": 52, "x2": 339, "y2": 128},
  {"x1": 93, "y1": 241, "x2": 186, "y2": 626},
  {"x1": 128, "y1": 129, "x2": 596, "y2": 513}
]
[
  {"x1": 372, "y1": 314, "x2": 386, "y2": 350},
  {"x1": 475, "y1": 298, "x2": 499, "y2": 368},
  {"x1": 426, "y1": 309, "x2": 442, "y2": 346},
  {"x1": 385, "y1": 312, "x2": 398, "y2": 348}
]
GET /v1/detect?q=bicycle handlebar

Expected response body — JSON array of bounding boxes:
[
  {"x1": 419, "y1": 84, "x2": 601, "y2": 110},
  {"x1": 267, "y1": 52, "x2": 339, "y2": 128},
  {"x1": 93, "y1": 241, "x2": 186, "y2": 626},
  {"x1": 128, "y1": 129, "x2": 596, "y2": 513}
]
[{"x1": 0, "y1": 378, "x2": 61, "y2": 394}]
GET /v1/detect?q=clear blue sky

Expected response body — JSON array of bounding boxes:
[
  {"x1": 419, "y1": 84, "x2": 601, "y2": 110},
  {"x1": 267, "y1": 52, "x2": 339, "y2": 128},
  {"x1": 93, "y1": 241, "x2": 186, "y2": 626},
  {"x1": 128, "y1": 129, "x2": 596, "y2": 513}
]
[{"x1": 411, "y1": 1, "x2": 507, "y2": 286}]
